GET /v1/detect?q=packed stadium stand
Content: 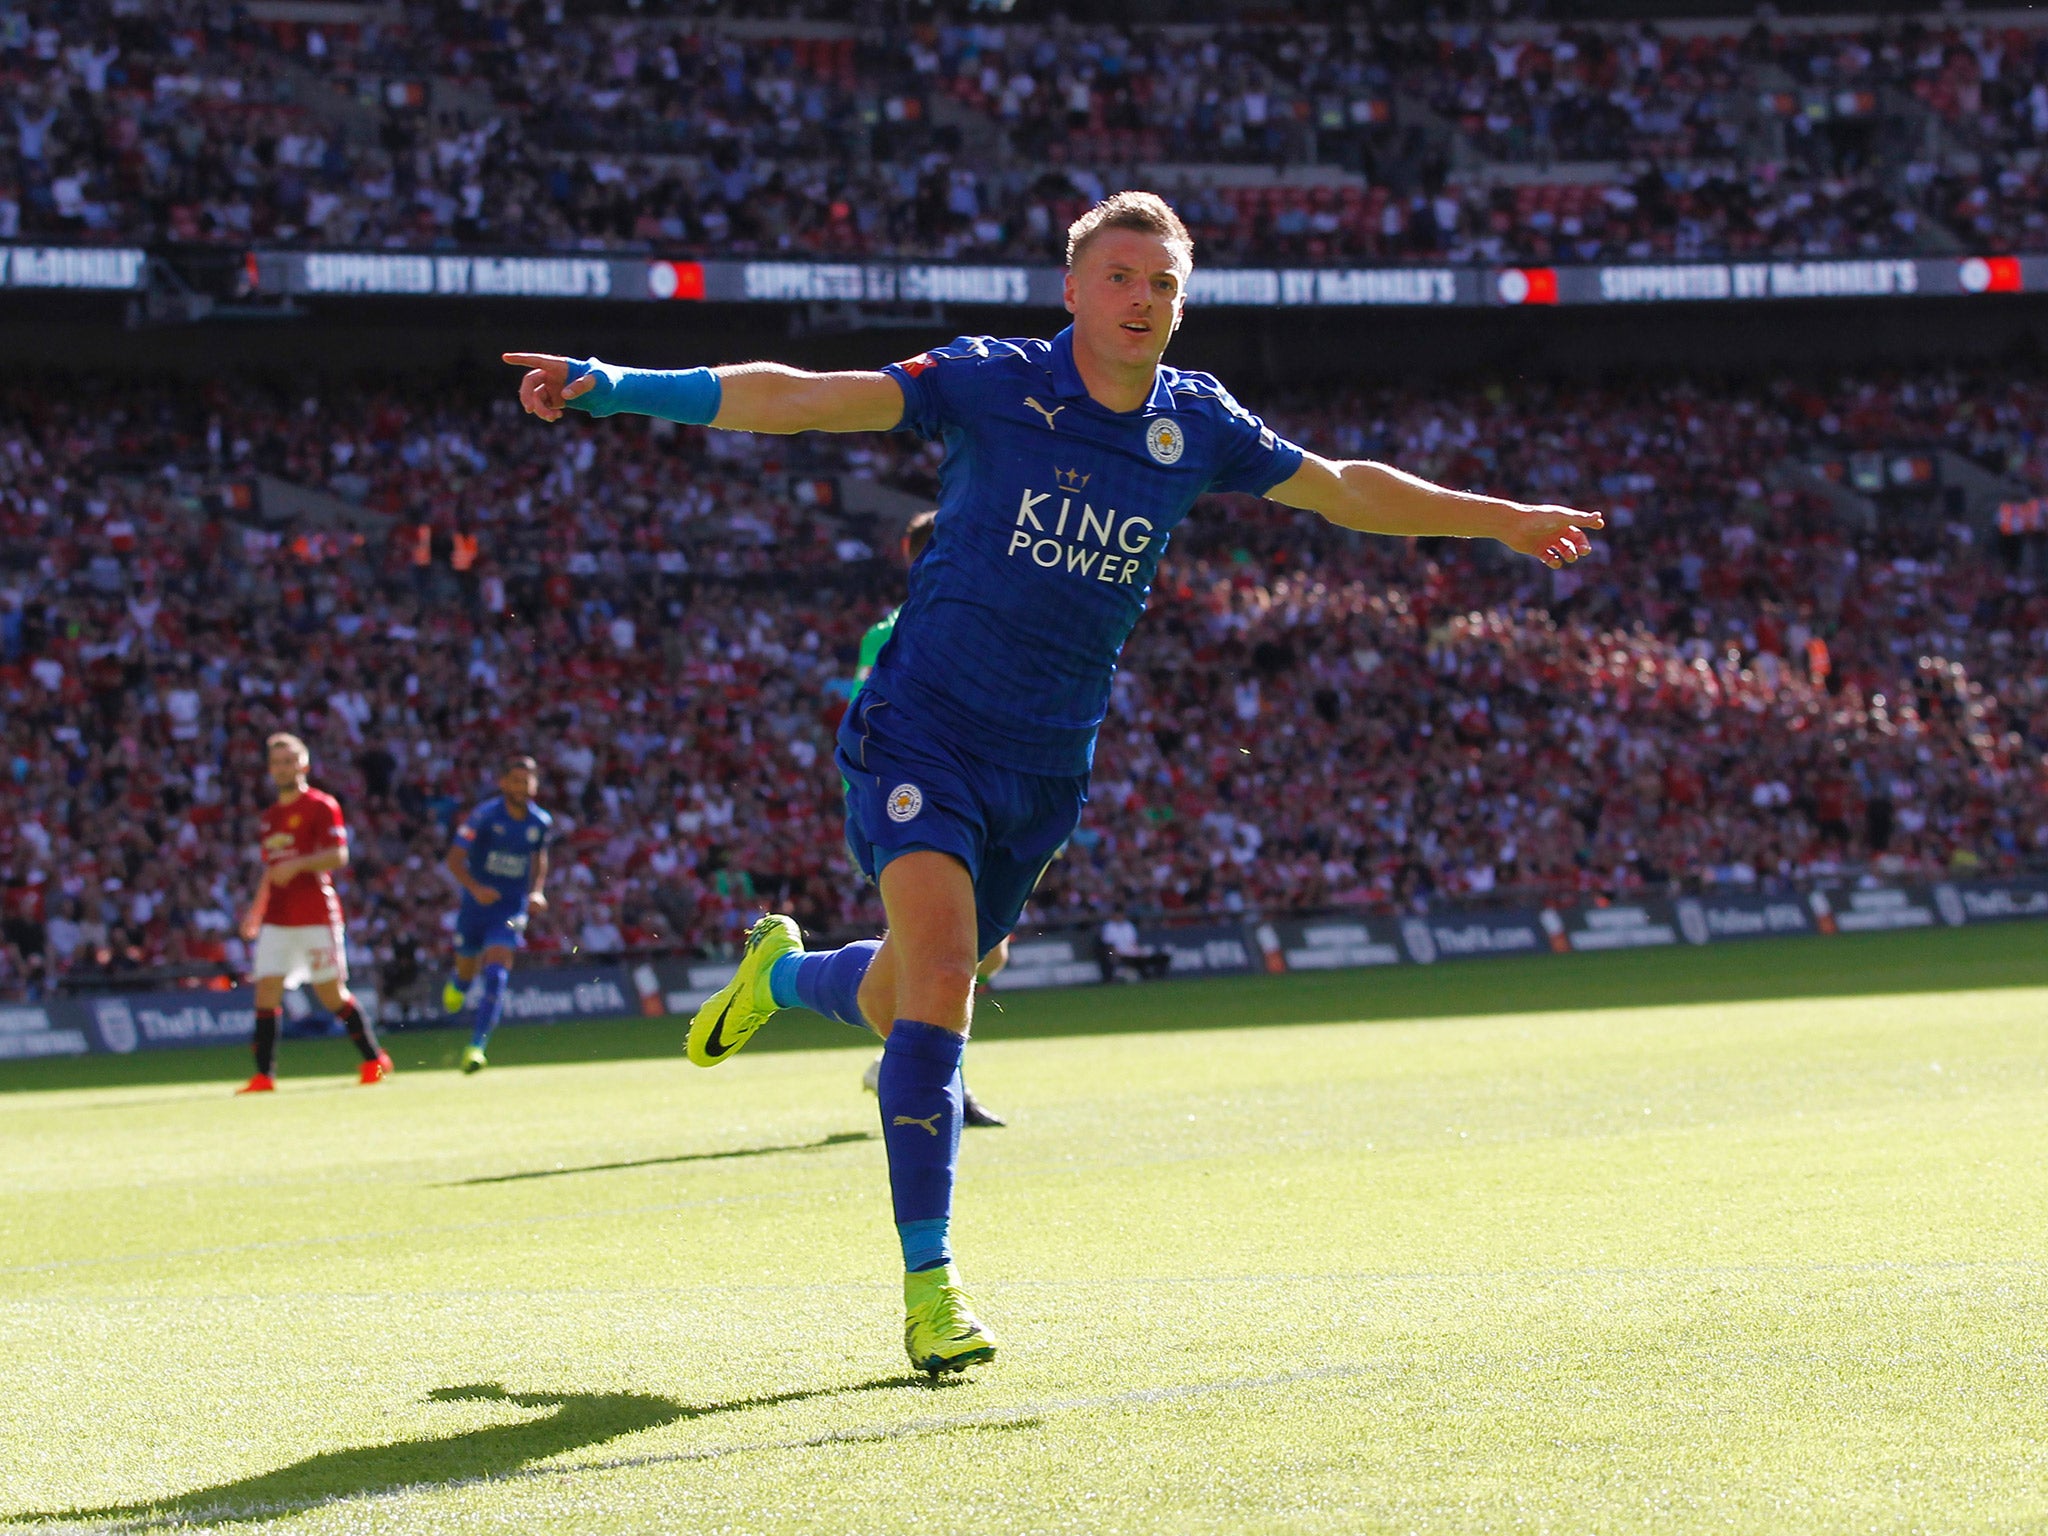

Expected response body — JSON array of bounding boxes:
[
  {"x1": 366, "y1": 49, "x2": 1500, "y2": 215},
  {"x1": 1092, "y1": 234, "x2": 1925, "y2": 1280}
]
[
  {"x1": 3, "y1": 5, "x2": 2045, "y2": 263},
  {"x1": 4, "y1": 0, "x2": 2048, "y2": 1007},
  {"x1": 4, "y1": 360, "x2": 2048, "y2": 1003}
]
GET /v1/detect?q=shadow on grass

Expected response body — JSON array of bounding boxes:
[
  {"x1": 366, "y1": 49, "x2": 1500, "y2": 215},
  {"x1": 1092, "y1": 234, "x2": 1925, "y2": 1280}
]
[
  {"x1": 22, "y1": 1376, "x2": 923, "y2": 1529},
  {"x1": 11, "y1": 925, "x2": 2048, "y2": 1094},
  {"x1": 443, "y1": 1129, "x2": 876, "y2": 1186}
]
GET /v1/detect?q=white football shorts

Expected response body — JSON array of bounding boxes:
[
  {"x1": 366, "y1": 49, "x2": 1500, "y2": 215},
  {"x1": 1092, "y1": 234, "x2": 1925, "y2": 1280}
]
[{"x1": 253, "y1": 923, "x2": 348, "y2": 989}]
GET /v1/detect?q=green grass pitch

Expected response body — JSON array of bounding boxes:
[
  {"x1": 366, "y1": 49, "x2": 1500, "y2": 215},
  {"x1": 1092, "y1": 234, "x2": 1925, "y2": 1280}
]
[{"x1": 5, "y1": 926, "x2": 2048, "y2": 1533}]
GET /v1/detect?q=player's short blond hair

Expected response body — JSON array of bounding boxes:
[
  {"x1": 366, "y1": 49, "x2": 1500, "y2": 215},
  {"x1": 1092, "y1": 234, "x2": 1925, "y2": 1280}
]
[
  {"x1": 266, "y1": 732, "x2": 309, "y2": 765},
  {"x1": 1066, "y1": 191, "x2": 1194, "y2": 279}
]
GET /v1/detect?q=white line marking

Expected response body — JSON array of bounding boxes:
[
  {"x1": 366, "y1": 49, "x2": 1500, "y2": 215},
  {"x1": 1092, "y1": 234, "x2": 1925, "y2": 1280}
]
[
  {"x1": 0, "y1": 1193, "x2": 785, "y2": 1277},
  {"x1": 11, "y1": 1252, "x2": 2040, "y2": 1294}
]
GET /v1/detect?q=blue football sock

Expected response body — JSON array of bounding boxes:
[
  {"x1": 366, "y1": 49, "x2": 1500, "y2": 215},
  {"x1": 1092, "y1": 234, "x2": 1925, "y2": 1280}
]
[
  {"x1": 771, "y1": 940, "x2": 880, "y2": 1031},
  {"x1": 470, "y1": 963, "x2": 509, "y2": 1050},
  {"x1": 878, "y1": 1019, "x2": 965, "y2": 1273},
  {"x1": 898, "y1": 1217, "x2": 950, "y2": 1275},
  {"x1": 768, "y1": 952, "x2": 803, "y2": 1010}
]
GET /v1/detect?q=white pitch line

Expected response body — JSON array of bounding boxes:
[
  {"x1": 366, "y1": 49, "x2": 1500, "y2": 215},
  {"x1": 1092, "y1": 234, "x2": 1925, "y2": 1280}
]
[
  {"x1": 12, "y1": 1251, "x2": 2041, "y2": 1294},
  {"x1": 0, "y1": 1192, "x2": 788, "y2": 1278},
  {"x1": 14, "y1": 1364, "x2": 1380, "y2": 1532},
  {"x1": 996, "y1": 1256, "x2": 2048, "y2": 1287}
]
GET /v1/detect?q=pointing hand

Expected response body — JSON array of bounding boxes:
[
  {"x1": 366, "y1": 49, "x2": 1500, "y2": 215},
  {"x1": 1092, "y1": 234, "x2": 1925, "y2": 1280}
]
[
  {"x1": 502, "y1": 353, "x2": 596, "y2": 422},
  {"x1": 1501, "y1": 504, "x2": 1605, "y2": 569}
]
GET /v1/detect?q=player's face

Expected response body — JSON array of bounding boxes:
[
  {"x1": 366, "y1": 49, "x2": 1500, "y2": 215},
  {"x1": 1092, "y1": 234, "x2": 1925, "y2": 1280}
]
[
  {"x1": 500, "y1": 766, "x2": 537, "y2": 806},
  {"x1": 267, "y1": 743, "x2": 306, "y2": 791},
  {"x1": 1064, "y1": 230, "x2": 1186, "y2": 373}
]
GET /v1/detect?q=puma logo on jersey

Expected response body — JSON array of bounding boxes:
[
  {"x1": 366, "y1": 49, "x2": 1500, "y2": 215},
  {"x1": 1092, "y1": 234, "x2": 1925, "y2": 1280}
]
[
  {"x1": 1023, "y1": 396, "x2": 1065, "y2": 430},
  {"x1": 893, "y1": 1113, "x2": 941, "y2": 1136}
]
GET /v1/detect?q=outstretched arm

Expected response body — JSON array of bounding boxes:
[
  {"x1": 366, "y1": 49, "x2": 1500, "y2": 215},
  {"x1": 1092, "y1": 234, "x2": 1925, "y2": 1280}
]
[
  {"x1": 1268, "y1": 450, "x2": 1603, "y2": 569},
  {"x1": 501, "y1": 353, "x2": 903, "y2": 435}
]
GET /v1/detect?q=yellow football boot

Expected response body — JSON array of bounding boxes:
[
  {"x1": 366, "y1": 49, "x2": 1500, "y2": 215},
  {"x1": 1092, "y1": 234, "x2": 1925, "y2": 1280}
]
[
  {"x1": 903, "y1": 1264, "x2": 998, "y2": 1377},
  {"x1": 686, "y1": 914, "x2": 801, "y2": 1066}
]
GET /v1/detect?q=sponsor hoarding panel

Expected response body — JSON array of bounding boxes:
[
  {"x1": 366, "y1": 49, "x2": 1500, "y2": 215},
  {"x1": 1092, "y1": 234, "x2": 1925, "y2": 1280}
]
[
  {"x1": 237, "y1": 251, "x2": 2048, "y2": 309},
  {"x1": 1268, "y1": 916, "x2": 1405, "y2": 970},
  {"x1": 987, "y1": 936, "x2": 1103, "y2": 992},
  {"x1": 0, "y1": 1005, "x2": 89, "y2": 1058},
  {"x1": 1142, "y1": 921, "x2": 1256, "y2": 977},
  {"x1": 285, "y1": 251, "x2": 619, "y2": 298},
  {"x1": 1558, "y1": 902, "x2": 1680, "y2": 952},
  {"x1": 490, "y1": 966, "x2": 635, "y2": 1024},
  {"x1": 47, "y1": 966, "x2": 643, "y2": 1053},
  {"x1": 1937, "y1": 878, "x2": 2048, "y2": 924},
  {"x1": 1671, "y1": 894, "x2": 1813, "y2": 944},
  {"x1": 1399, "y1": 910, "x2": 1548, "y2": 964},
  {"x1": 2, "y1": 245, "x2": 147, "y2": 290},
  {"x1": 78, "y1": 991, "x2": 252, "y2": 1051},
  {"x1": 1564, "y1": 259, "x2": 1921, "y2": 306},
  {"x1": 649, "y1": 957, "x2": 741, "y2": 1015},
  {"x1": 14, "y1": 876, "x2": 2048, "y2": 1056},
  {"x1": 1821, "y1": 886, "x2": 1941, "y2": 934}
]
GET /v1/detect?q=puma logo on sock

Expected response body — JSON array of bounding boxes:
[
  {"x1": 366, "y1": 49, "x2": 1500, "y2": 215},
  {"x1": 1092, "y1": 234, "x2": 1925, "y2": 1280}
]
[{"x1": 893, "y1": 1113, "x2": 941, "y2": 1136}]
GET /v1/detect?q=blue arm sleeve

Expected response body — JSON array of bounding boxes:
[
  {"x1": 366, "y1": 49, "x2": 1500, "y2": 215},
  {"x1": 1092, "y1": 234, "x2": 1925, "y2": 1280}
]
[{"x1": 564, "y1": 359, "x2": 723, "y2": 424}]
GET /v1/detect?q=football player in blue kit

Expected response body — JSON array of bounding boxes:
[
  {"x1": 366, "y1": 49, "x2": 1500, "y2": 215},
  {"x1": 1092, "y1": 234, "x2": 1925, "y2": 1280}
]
[
  {"x1": 442, "y1": 754, "x2": 553, "y2": 1073},
  {"x1": 504, "y1": 191, "x2": 1601, "y2": 1375}
]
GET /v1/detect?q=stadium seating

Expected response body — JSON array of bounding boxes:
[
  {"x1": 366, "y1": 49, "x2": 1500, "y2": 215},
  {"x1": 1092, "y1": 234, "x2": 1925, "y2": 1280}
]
[
  {"x1": 1, "y1": 8, "x2": 2043, "y2": 264},
  {"x1": 4, "y1": 365, "x2": 2048, "y2": 1002}
]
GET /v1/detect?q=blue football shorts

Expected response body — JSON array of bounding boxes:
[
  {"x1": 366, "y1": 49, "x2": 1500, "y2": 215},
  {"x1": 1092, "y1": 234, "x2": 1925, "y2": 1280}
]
[
  {"x1": 455, "y1": 899, "x2": 529, "y2": 957},
  {"x1": 836, "y1": 690, "x2": 1087, "y2": 960}
]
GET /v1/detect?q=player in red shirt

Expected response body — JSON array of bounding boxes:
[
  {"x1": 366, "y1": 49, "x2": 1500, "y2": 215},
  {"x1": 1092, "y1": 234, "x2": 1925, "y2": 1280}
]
[{"x1": 236, "y1": 733, "x2": 391, "y2": 1092}]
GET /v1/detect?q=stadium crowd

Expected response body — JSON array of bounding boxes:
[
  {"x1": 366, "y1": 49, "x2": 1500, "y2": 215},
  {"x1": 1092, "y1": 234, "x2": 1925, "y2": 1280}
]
[
  {"x1": 1, "y1": 5, "x2": 2043, "y2": 265},
  {"x1": 4, "y1": 359, "x2": 2048, "y2": 1002}
]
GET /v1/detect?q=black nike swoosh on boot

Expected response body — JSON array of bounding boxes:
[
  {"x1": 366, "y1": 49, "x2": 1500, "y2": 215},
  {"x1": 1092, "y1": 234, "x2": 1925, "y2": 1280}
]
[{"x1": 702, "y1": 997, "x2": 737, "y2": 1058}]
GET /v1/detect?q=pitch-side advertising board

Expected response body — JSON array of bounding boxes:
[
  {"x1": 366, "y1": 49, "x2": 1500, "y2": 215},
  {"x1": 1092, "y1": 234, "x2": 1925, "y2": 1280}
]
[
  {"x1": 10, "y1": 245, "x2": 2043, "y2": 309},
  {"x1": 23, "y1": 878, "x2": 2048, "y2": 1051}
]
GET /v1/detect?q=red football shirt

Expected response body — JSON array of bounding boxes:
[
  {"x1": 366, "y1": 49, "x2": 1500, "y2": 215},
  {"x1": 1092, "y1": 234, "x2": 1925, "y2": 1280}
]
[{"x1": 259, "y1": 787, "x2": 348, "y2": 928}]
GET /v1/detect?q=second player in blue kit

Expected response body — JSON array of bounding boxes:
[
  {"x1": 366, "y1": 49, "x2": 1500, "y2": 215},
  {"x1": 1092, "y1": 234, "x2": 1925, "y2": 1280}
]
[
  {"x1": 505, "y1": 191, "x2": 1602, "y2": 1375},
  {"x1": 443, "y1": 754, "x2": 553, "y2": 1074}
]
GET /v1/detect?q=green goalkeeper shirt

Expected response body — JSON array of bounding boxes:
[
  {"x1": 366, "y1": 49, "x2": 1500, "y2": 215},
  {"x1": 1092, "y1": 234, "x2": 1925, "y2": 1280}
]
[{"x1": 852, "y1": 606, "x2": 898, "y2": 700}]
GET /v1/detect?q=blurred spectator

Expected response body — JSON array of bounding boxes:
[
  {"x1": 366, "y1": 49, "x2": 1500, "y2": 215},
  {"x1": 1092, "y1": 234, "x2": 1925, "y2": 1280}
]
[
  {"x1": 578, "y1": 902, "x2": 624, "y2": 956},
  {"x1": 7, "y1": 356, "x2": 2048, "y2": 1000},
  {"x1": 1097, "y1": 911, "x2": 1173, "y2": 983},
  {"x1": 0, "y1": 6, "x2": 2040, "y2": 264}
]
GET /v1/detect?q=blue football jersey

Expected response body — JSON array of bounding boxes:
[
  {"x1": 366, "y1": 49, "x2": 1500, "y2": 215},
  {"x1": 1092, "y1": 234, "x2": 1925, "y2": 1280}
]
[
  {"x1": 876, "y1": 326, "x2": 1304, "y2": 775},
  {"x1": 453, "y1": 797, "x2": 553, "y2": 908}
]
